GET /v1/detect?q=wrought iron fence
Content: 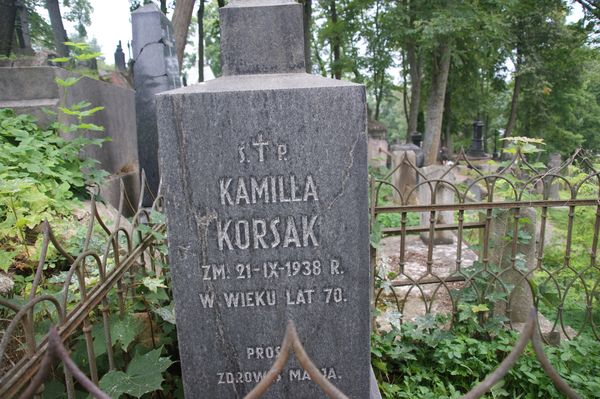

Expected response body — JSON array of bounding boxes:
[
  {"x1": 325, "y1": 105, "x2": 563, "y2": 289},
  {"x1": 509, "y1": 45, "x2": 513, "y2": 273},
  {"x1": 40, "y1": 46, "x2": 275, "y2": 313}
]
[
  {"x1": 0, "y1": 173, "x2": 166, "y2": 398},
  {"x1": 2, "y1": 148, "x2": 599, "y2": 398},
  {"x1": 370, "y1": 148, "x2": 600, "y2": 341}
]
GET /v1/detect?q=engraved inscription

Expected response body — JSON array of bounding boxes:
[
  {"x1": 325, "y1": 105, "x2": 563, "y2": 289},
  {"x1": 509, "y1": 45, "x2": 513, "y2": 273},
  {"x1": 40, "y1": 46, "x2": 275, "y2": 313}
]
[
  {"x1": 215, "y1": 215, "x2": 319, "y2": 251},
  {"x1": 201, "y1": 135, "x2": 355, "y2": 389},
  {"x1": 219, "y1": 175, "x2": 319, "y2": 206}
]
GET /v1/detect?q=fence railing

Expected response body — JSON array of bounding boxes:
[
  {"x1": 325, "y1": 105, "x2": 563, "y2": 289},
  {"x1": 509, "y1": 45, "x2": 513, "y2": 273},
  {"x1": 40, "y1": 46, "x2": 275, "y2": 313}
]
[
  {"x1": 0, "y1": 173, "x2": 166, "y2": 398},
  {"x1": 2, "y1": 149, "x2": 599, "y2": 398},
  {"x1": 370, "y1": 148, "x2": 600, "y2": 342}
]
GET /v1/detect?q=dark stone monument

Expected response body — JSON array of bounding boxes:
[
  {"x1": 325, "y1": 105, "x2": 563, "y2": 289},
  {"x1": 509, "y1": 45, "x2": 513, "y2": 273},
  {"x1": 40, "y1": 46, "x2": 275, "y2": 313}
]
[
  {"x1": 156, "y1": 0, "x2": 370, "y2": 397},
  {"x1": 114, "y1": 40, "x2": 126, "y2": 73},
  {"x1": 467, "y1": 120, "x2": 488, "y2": 158},
  {"x1": 410, "y1": 132, "x2": 422, "y2": 148},
  {"x1": 132, "y1": 3, "x2": 181, "y2": 204}
]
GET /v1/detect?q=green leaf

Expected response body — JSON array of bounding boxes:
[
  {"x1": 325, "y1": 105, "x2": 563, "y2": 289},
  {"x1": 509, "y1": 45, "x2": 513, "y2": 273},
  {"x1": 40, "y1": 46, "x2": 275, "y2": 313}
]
[
  {"x1": 153, "y1": 305, "x2": 176, "y2": 325},
  {"x1": 75, "y1": 52, "x2": 102, "y2": 61},
  {"x1": 55, "y1": 76, "x2": 82, "y2": 87},
  {"x1": 79, "y1": 106, "x2": 105, "y2": 117},
  {"x1": 110, "y1": 316, "x2": 142, "y2": 352},
  {"x1": 471, "y1": 304, "x2": 490, "y2": 313},
  {"x1": 76, "y1": 123, "x2": 104, "y2": 131},
  {"x1": 50, "y1": 57, "x2": 70, "y2": 63},
  {"x1": 98, "y1": 347, "x2": 173, "y2": 398},
  {"x1": 142, "y1": 276, "x2": 167, "y2": 293},
  {"x1": 0, "y1": 250, "x2": 17, "y2": 272},
  {"x1": 98, "y1": 371, "x2": 129, "y2": 398}
]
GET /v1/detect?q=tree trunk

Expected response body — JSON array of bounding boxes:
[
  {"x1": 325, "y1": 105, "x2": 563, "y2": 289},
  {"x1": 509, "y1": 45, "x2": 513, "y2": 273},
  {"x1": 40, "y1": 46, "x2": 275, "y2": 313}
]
[
  {"x1": 423, "y1": 43, "x2": 451, "y2": 166},
  {"x1": 302, "y1": 0, "x2": 312, "y2": 73},
  {"x1": 15, "y1": 1, "x2": 32, "y2": 51},
  {"x1": 406, "y1": 40, "x2": 422, "y2": 142},
  {"x1": 374, "y1": 70, "x2": 385, "y2": 120},
  {"x1": 197, "y1": 0, "x2": 205, "y2": 82},
  {"x1": 502, "y1": 64, "x2": 522, "y2": 150},
  {"x1": 314, "y1": 46, "x2": 327, "y2": 76},
  {"x1": 172, "y1": 0, "x2": 196, "y2": 70},
  {"x1": 46, "y1": 0, "x2": 69, "y2": 57},
  {"x1": 0, "y1": 0, "x2": 17, "y2": 56},
  {"x1": 329, "y1": 0, "x2": 341, "y2": 79}
]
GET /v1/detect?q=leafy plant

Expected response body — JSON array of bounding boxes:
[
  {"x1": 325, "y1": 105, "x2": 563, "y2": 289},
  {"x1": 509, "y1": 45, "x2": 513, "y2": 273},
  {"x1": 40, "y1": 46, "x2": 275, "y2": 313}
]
[
  {"x1": 0, "y1": 109, "x2": 104, "y2": 271},
  {"x1": 372, "y1": 310, "x2": 600, "y2": 398}
]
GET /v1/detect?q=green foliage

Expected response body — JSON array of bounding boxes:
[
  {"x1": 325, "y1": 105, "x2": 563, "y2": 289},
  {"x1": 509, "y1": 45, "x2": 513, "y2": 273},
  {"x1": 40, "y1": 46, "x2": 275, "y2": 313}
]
[
  {"x1": 99, "y1": 346, "x2": 174, "y2": 398},
  {"x1": 51, "y1": 42, "x2": 102, "y2": 79},
  {"x1": 0, "y1": 109, "x2": 105, "y2": 271},
  {"x1": 372, "y1": 312, "x2": 600, "y2": 398}
]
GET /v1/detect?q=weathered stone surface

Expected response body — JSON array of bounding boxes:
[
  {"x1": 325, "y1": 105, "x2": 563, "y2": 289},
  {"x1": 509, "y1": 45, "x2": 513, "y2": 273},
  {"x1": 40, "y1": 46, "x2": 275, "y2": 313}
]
[
  {"x1": 368, "y1": 137, "x2": 388, "y2": 169},
  {"x1": 390, "y1": 145, "x2": 418, "y2": 205},
  {"x1": 220, "y1": 0, "x2": 305, "y2": 75},
  {"x1": 157, "y1": 2, "x2": 370, "y2": 396},
  {"x1": 488, "y1": 207, "x2": 537, "y2": 323},
  {"x1": 157, "y1": 72, "x2": 370, "y2": 398},
  {"x1": 132, "y1": 3, "x2": 181, "y2": 203},
  {"x1": 547, "y1": 152, "x2": 562, "y2": 200},
  {"x1": 0, "y1": 66, "x2": 139, "y2": 214},
  {"x1": 418, "y1": 165, "x2": 456, "y2": 245}
]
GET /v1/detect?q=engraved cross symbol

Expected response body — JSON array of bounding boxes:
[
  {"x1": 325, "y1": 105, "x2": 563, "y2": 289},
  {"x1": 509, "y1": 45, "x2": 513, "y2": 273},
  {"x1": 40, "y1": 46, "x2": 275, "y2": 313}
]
[{"x1": 252, "y1": 133, "x2": 270, "y2": 162}]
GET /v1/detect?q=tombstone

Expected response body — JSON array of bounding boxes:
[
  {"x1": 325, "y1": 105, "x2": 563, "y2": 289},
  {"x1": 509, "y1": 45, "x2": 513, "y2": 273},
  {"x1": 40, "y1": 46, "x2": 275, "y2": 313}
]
[
  {"x1": 410, "y1": 132, "x2": 422, "y2": 148},
  {"x1": 390, "y1": 144, "x2": 418, "y2": 205},
  {"x1": 419, "y1": 165, "x2": 456, "y2": 245},
  {"x1": 487, "y1": 208, "x2": 537, "y2": 323},
  {"x1": 132, "y1": 3, "x2": 181, "y2": 204},
  {"x1": 547, "y1": 152, "x2": 562, "y2": 200},
  {"x1": 367, "y1": 118, "x2": 388, "y2": 168},
  {"x1": 156, "y1": 1, "x2": 371, "y2": 398},
  {"x1": 114, "y1": 40, "x2": 126, "y2": 73},
  {"x1": 466, "y1": 120, "x2": 487, "y2": 159}
]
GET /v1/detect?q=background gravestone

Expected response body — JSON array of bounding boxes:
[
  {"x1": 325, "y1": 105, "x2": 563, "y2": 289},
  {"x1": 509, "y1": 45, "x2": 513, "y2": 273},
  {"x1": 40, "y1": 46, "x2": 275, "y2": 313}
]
[
  {"x1": 131, "y1": 3, "x2": 181, "y2": 204},
  {"x1": 488, "y1": 208, "x2": 537, "y2": 323},
  {"x1": 547, "y1": 152, "x2": 562, "y2": 200},
  {"x1": 390, "y1": 145, "x2": 417, "y2": 205},
  {"x1": 156, "y1": 1, "x2": 370, "y2": 397},
  {"x1": 419, "y1": 165, "x2": 456, "y2": 245}
]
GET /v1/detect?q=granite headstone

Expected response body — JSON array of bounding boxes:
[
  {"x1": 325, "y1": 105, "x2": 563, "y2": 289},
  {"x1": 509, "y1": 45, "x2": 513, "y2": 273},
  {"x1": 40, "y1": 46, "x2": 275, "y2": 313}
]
[
  {"x1": 156, "y1": 1, "x2": 370, "y2": 398},
  {"x1": 132, "y1": 3, "x2": 181, "y2": 204}
]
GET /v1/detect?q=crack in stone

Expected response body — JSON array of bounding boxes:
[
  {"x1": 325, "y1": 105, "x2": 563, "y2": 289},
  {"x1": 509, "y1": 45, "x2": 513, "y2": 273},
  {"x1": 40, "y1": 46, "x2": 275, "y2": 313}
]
[
  {"x1": 132, "y1": 38, "x2": 165, "y2": 64},
  {"x1": 326, "y1": 127, "x2": 362, "y2": 210},
  {"x1": 170, "y1": 95, "x2": 242, "y2": 396}
]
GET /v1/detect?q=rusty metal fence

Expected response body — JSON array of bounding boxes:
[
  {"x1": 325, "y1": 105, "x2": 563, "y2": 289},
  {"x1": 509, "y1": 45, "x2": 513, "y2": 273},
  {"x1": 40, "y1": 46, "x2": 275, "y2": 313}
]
[
  {"x1": 2, "y1": 148, "x2": 599, "y2": 398},
  {"x1": 370, "y1": 148, "x2": 600, "y2": 341},
  {"x1": 0, "y1": 173, "x2": 166, "y2": 398}
]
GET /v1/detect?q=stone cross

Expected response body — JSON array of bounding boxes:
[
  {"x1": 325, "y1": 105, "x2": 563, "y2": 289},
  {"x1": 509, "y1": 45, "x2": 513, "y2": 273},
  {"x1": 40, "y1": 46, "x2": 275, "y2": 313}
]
[{"x1": 156, "y1": 1, "x2": 370, "y2": 397}]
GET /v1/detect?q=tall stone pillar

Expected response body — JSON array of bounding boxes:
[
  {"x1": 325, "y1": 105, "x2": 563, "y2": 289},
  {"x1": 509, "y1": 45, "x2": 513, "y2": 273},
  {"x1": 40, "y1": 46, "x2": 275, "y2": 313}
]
[
  {"x1": 156, "y1": 1, "x2": 371, "y2": 397},
  {"x1": 131, "y1": 4, "x2": 181, "y2": 204}
]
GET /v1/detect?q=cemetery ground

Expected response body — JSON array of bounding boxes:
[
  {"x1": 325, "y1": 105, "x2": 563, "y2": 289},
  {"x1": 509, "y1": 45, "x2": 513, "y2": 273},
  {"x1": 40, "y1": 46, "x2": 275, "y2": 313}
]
[{"x1": 2, "y1": 96, "x2": 600, "y2": 398}]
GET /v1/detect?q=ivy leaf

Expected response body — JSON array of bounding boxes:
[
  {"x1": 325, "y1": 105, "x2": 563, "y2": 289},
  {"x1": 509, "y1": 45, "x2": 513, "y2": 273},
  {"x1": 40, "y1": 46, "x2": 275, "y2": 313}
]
[
  {"x1": 143, "y1": 276, "x2": 166, "y2": 293},
  {"x1": 99, "y1": 347, "x2": 173, "y2": 398},
  {"x1": 153, "y1": 305, "x2": 176, "y2": 325},
  {"x1": 110, "y1": 315, "x2": 142, "y2": 352}
]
